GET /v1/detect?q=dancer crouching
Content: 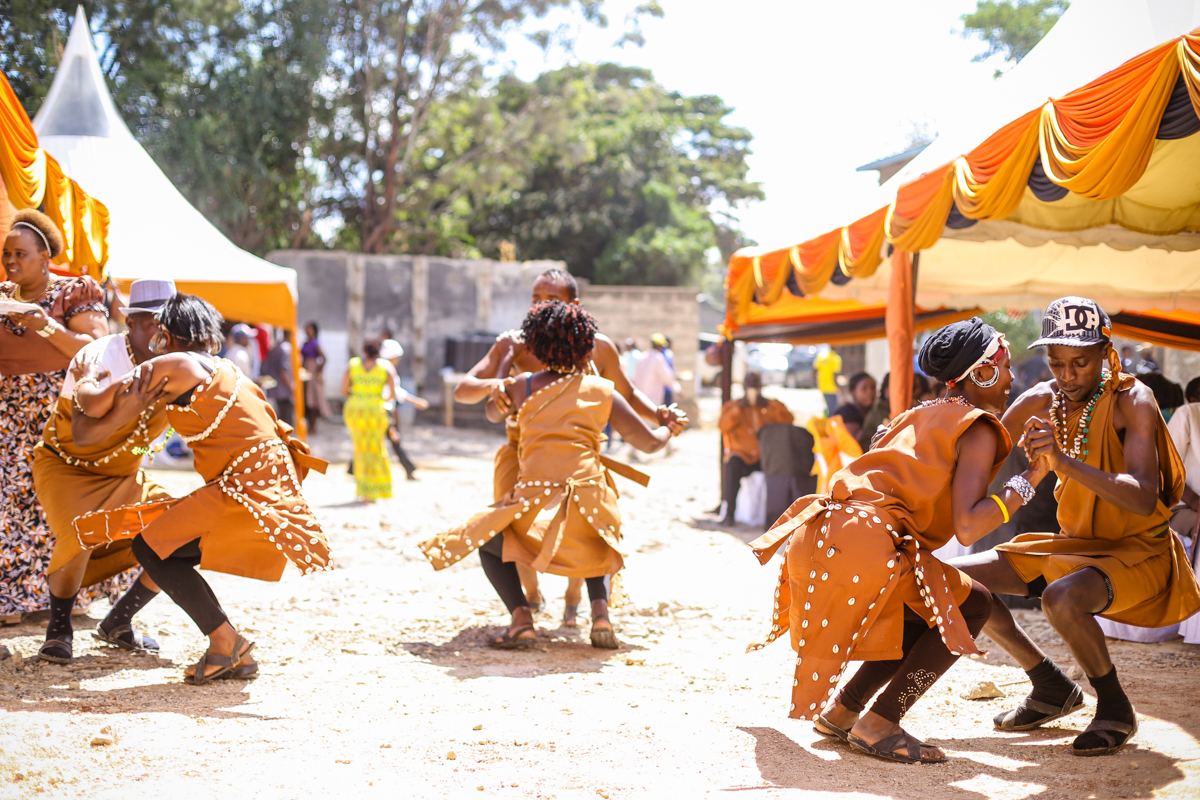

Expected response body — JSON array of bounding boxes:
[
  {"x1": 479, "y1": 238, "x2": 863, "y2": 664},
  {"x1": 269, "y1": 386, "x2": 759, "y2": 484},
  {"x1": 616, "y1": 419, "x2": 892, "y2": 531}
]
[
  {"x1": 421, "y1": 301, "x2": 681, "y2": 649},
  {"x1": 72, "y1": 294, "x2": 329, "y2": 684},
  {"x1": 747, "y1": 317, "x2": 1050, "y2": 763}
]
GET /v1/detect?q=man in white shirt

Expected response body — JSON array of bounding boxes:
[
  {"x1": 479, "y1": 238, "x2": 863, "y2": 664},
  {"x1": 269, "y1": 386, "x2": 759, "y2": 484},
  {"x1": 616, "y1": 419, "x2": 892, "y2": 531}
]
[
  {"x1": 226, "y1": 323, "x2": 257, "y2": 379},
  {"x1": 633, "y1": 333, "x2": 678, "y2": 407},
  {"x1": 1167, "y1": 377, "x2": 1200, "y2": 553}
]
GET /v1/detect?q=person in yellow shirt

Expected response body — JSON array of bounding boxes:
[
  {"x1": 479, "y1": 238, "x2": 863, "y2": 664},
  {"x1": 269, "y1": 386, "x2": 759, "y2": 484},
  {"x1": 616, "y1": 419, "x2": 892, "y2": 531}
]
[{"x1": 814, "y1": 347, "x2": 842, "y2": 415}]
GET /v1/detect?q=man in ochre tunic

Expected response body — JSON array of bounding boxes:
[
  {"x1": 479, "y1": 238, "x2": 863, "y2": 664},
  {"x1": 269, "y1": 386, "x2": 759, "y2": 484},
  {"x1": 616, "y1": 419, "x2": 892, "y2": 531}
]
[
  {"x1": 33, "y1": 279, "x2": 178, "y2": 663},
  {"x1": 954, "y1": 297, "x2": 1200, "y2": 757}
]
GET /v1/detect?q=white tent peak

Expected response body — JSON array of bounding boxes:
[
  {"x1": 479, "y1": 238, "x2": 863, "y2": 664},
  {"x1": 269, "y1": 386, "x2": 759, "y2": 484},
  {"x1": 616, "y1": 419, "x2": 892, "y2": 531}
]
[
  {"x1": 32, "y1": 7, "x2": 133, "y2": 141},
  {"x1": 31, "y1": 6, "x2": 298, "y2": 328}
]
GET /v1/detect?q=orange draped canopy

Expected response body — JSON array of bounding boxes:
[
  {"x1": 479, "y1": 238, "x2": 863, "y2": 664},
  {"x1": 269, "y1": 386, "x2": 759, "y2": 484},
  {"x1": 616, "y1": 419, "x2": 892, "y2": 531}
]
[
  {"x1": 0, "y1": 71, "x2": 109, "y2": 280},
  {"x1": 726, "y1": 29, "x2": 1200, "y2": 313}
]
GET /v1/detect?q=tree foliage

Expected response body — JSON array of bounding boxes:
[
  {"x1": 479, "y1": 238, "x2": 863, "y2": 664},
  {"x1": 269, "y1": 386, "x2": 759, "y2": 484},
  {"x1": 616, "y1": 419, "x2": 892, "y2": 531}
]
[
  {"x1": 3, "y1": 0, "x2": 761, "y2": 286},
  {"x1": 962, "y1": 0, "x2": 1069, "y2": 65}
]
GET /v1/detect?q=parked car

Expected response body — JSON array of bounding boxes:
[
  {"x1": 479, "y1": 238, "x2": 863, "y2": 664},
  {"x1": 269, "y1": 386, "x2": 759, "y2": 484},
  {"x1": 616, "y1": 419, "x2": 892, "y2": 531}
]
[
  {"x1": 745, "y1": 343, "x2": 792, "y2": 385},
  {"x1": 785, "y1": 344, "x2": 819, "y2": 388}
]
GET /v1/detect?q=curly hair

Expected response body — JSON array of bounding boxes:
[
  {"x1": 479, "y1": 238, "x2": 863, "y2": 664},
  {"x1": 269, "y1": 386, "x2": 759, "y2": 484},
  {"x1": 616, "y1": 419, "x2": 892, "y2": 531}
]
[
  {"x1": 158, "y1": 293, "x2": 225, "y2": 353},
  {"x1": 522, "y1": 300, "x2": 597, "y2": 372},
  {"x1": 10, "y1": 208, "x2": 65, "y2": 258}
]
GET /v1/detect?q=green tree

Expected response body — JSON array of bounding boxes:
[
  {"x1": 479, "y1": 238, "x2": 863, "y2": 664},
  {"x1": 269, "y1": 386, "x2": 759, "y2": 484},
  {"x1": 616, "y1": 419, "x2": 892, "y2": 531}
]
[
  {"x1": 962, "y1": 0, "x2": 1069, "y2": 65},
  {"x1": 141, "y1": 0, "x2": 334, "y2": 253},
  {"x1": 0, "y1": 1, "x2": 235, "y2": 122},
  {"x1": 318, "y1": 0, "x2": 610, "y2": 255},
  {"x1": 464, "y1": 63, "x2": 762, "y2": 285}
]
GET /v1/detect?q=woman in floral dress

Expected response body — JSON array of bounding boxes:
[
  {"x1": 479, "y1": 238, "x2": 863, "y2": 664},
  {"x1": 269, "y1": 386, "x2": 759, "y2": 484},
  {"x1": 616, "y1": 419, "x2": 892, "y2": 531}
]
[{"x1": 0, "y1": 209, "x2": 108, "y2": 622}]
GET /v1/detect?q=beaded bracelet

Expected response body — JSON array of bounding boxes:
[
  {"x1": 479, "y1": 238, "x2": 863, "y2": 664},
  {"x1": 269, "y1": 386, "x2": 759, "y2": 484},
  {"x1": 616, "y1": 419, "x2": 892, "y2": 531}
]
[
  {"x1": 72, "y1": 377, "x2": 101, "y2": 414},
  {"x1": 1004, "y1": 474, "x2": 1036, "y2": 505}
]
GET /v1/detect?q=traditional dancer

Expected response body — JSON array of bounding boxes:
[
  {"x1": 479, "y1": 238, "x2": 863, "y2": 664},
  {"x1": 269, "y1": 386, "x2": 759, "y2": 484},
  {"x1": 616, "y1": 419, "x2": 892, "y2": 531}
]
[
  {"x1": 748, "y1": 318, "x2": 1051, "y2": 764},
  {"x1": 454, "y1": 268, "x2": 687, "y2": 625},
  {"x1": 953, "y1": 297, "x2": 1200, "y2": 757},
  {"x1": 72, "y1": 294, "x2": 329, "y2": 684},
  {"x1": 34, "y1": 280, "x2": 179, "y2": 663},
  {"x1": 422, "y1": 301, "x2": 681, "y2": 649}
]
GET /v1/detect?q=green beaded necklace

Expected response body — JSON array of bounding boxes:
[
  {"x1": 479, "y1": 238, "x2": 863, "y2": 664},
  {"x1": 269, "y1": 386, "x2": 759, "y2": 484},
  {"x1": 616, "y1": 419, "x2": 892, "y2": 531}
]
[{"x1": 1050, "y1": 384, "x2": 1104, "y2": 461}]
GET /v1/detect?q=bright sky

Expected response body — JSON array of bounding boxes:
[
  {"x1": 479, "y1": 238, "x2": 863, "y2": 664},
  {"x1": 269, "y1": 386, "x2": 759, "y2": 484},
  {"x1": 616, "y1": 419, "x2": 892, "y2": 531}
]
[{"x1": 500, "y1": 0, "x2": 1005, "y2": 252}]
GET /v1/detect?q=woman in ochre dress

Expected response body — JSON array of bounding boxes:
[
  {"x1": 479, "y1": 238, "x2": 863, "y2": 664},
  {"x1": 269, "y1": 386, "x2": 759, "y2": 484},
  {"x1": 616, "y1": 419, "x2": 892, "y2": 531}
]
[
  {"x1": 0, "y1": 209, "x2": 109, "y2": 622},
  {"x1": 747, "y1": 318, "x2": 1051, "y2": 764},
  {"x1": 421, "y1": 301, "x2": 681, "y2": 649},
  {"x1": 74, "y1": 294, "x2": 329, "y2": 684}
]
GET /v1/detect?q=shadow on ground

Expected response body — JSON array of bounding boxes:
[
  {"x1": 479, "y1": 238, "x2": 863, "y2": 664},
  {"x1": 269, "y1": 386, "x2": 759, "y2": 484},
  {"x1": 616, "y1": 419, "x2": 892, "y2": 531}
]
[
  {"x1": 397, "y1": 624, "x2": 646, "y2": 679},
  {"x1": 734, "y1": 725, "x2": 1186, "y2": 799}
]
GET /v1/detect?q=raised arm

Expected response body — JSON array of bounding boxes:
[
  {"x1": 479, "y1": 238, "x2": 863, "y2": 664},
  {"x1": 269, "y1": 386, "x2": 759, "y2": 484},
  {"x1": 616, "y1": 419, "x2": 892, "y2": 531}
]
[
  {"x1": 455, "y1": 335, "x2": 519, "y2": 406},
  {"x1": 951, "y1": 418, "x2": 1050, "y2": 546},
  {"x1": 609, "y1": 391, "x2": 677, "y2": 454},
  {"x1": 592, "y1": 334, "x2": 687, "y2": 429},
  {"x1": 70, "y1": 362, "x2": 171, "y2": 448},
  {"x1": 1025, "y1": 383, "x2": 1162, "y2": 516},
  {"x1": 76, "y1": 354, "x2": 209, "y2": 420},
  {"x1": 1000, "y1": 381, "x2": 1054, "y2": 451}
]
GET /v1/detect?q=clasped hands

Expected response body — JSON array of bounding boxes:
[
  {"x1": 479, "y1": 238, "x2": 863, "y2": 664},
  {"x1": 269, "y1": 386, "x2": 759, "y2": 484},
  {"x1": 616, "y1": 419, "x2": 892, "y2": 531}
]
[{"x1": 1019, "y1": 415, "x2": 1060, "y2": 483}]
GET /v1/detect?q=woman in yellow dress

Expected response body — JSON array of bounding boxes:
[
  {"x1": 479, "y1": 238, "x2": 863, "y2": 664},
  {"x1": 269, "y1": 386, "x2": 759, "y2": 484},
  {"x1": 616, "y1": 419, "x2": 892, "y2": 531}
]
[{"x1": 341, "y1": 340, "x2": 394, "y2": 502}]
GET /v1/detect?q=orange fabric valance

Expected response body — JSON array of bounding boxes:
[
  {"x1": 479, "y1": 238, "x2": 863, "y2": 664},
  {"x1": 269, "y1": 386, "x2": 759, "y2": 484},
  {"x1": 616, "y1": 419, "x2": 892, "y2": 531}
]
[
  {"x1": 0, "y1": 71, "x2": 109, "y2": 280},
  {"x1": 726, "y1": 27, "x2": 1200, "y2": 319}
]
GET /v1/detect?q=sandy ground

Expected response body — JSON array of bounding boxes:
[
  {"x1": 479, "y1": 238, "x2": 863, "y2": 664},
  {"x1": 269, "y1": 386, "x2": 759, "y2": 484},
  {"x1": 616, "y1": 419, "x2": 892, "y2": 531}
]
[{"x1": 1, "y1": 390, "x2": 1199, "y2": 799}]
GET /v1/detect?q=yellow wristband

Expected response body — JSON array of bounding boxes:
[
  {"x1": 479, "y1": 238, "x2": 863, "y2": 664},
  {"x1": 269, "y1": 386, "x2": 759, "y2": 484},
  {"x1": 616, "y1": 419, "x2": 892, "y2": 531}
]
[{"x1": 990, "y1": 494, "x2": 1010, "y2": 524}]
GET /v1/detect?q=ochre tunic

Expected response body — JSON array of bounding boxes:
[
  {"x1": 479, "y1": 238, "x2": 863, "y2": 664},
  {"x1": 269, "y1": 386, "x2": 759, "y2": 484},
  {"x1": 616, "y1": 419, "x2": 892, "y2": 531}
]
[
  {"x1": 421, "y1": 373, "x2": 623, "y2": 578},
  {"x1": 35, "y1": 390, "x2": 171, "y2": 587},
  {"x1": 747, "y1": 402, "x2": 1009, "y2": 721},
  {"x1": 997, "y1": 373, "x2": 1200, "y2": 626},
  {"x1": 73, "y1": 360, "x2": 330, "y2": 581}
]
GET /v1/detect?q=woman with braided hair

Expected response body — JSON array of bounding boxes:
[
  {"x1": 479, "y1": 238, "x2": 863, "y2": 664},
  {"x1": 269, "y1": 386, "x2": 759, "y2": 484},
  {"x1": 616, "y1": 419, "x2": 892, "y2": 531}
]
[
  {"x1": 747, "y1": 317, "x2": 1053, "y2": 764},
  {"x1": 421, "y1": 301, "x2": 681, "y2": 649}
]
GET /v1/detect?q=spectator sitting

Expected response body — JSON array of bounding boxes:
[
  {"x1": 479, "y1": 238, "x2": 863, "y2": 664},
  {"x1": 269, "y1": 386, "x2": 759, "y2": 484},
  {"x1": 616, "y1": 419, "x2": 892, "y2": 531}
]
[
  {"x1": 834, "y1": 371, "x2": 876, "y2": 442},
  {"x1": 718, "y1": 372, "x2": 794, "y2": 526}
]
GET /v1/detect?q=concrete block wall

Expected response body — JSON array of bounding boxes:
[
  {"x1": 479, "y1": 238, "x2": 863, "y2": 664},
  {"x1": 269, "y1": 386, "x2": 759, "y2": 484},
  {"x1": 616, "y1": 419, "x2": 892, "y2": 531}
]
[{"x1": 267, "y1": 251, "x2": 700, "y2": 419}]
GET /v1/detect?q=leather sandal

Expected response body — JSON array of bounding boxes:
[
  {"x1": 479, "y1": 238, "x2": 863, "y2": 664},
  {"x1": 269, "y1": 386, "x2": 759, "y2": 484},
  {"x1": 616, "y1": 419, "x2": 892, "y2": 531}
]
[
  {"x1": 38, "y1": 638, "x2": 73, "y2": 664},
  {"x1": 184, "y1": 635, "x2": 255, "y2": 686},
  {"x1": 563, "y1": 604, "x2": 579, "y2": 628},
  {"x1": 813, "y1": 715, "x2": 852, "y2": 743},
  {"x1": 590, "y1": 617, "x2": 619, "y2": 650},
  {"x1": 488, "y1": 626, "x2": 536, "y2": 650},
  {"x1": 94, "y1": 623, "x2": 159, "y2": 653},
  {"x1": 994, "y1": 684, "x2": 1084, "y2": 731},
  {"x1": 1073, "y1": 715, "x2": 1138, "y2": 757},
  {"x1": 848, "y1": 728, "x2": 946, "y2": 765}
]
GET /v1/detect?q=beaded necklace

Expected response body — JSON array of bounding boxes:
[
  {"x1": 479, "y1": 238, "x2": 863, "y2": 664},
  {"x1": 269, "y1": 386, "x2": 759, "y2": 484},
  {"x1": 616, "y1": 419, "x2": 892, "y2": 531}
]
[
  {"x1": 1049, "y1": 384, "x2": 1104, "y2": 461},
  {"x1": 918, "y1": 394, "x2": 974, "y2": 410}
]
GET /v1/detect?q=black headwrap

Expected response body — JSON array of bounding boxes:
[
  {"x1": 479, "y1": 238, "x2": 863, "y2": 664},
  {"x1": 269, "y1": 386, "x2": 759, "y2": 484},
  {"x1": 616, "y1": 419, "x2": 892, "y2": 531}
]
[{"x1": 918, "y1": 317, "x2": 997, "y2": 383}]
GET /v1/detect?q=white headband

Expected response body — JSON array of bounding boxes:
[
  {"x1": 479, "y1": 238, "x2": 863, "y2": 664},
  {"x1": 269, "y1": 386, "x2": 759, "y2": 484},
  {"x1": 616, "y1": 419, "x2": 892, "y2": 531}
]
[
  {"x1": 12, "y1": 221, "x2": 50, "y2": 253},
  {"x1": 951, "y1": 332, "x2": 1008, "y2": 385}
]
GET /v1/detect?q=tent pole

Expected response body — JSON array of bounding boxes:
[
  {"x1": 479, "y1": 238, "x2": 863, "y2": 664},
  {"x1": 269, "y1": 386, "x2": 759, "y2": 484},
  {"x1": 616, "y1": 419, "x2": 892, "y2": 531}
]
[
  {"x1": 886, "y1": 250, "x2": 915, "y2": 418},
  {"x1": 289, "y1": 326, "x2": 307, "y2": 440},
  {"x1": 719, "y1": 338, "x2": 733, "y2": 506}
]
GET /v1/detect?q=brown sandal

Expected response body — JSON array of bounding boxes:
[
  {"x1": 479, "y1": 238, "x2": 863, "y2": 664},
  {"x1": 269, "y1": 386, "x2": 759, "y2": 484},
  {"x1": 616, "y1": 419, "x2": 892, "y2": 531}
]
[
  {"x1": 184, "y1": 635, "x2": 255, "y2": 686},
  {"x1": 849, "y1": 728, "x2": 946, "y2": 765}
]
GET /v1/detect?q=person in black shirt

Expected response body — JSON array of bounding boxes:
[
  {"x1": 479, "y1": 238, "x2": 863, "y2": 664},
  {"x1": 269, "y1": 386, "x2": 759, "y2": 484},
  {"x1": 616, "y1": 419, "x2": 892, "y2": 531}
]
[{"x1": 833, "y1": 371, "x2": 876, "y2": 441}]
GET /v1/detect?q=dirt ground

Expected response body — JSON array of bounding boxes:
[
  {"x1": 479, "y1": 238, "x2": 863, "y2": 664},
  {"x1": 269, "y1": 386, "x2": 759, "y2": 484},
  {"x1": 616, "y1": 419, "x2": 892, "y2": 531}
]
[{"x1": 1, "y1": 393, "x2": 1199, "y2": 799}]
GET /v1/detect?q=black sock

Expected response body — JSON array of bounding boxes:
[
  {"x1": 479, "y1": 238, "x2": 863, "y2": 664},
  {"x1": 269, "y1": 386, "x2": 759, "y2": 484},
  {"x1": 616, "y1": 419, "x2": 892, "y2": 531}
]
[
  {"x1": 101, "y1": 579, "x2": 158, "y2": 633},
  {"x1": 1026, "y1": 658, "x2": 1077, "y2": 705},
  {"x1": 1088, "y1": 667, "x2": 1134, "y2": 722},
  {"x1": 46, "y1": 592, "x2": 77, "y2": 643}
]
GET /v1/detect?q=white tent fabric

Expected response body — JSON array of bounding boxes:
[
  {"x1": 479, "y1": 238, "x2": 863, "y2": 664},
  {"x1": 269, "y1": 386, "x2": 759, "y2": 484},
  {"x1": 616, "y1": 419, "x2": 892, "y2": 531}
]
[
  {"x1": 31, "y1": 7, "x2": 298, "y2": 329},
  {"x1": 739, "y1": 0, "x2": 1200, "y2": 313}
]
